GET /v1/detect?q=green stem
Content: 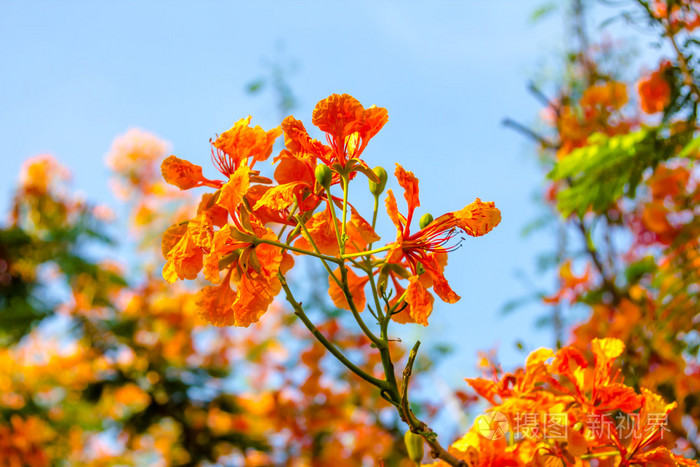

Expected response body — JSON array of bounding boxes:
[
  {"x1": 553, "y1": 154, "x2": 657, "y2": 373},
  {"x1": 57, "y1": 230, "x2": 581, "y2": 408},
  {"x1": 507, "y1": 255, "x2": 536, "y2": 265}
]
[
  {"x1": 295, "y1": 214, "x2": 343, "y2": 289},
  {"x1": 371, "y1": 194, "x2": 379, "y2": 231},
  {"x1": 324, "y1": 187, "x2": 344, "y2": 253},
  {"x1": 278, "y1": 273, "x2": 389, "y2": 390},
  {"x1": 388, "y1": 290, "x2": 408, "y2": 315},
  {"x1": 366, "y1": 262, "x2": 385, "y2": 322},
  {"x1": 332, "y1": 262, "x2": 383, "y2": 348},
  {"x1": 277, "y1": 201, "x2": 299, "y2": 240},
  {"x1": 340, "y1": 176, "x2": 350, "y2": 255},
  {"x1": 341, "y1": 245, "x2": 391, "y2": 259},
  {"x1": 580, "y1": 451, "x2": 621, "y2": 460},
  {"x1": 254, "y1": 238, "x2": 341, "y2": 265}
]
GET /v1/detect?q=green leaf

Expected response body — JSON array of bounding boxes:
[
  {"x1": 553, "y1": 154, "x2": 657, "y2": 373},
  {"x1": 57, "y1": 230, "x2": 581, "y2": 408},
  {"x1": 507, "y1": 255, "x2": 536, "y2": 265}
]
[
  {"x1": 530, "y1": 2, "x2": 557, "y2": 23},
  {"x1": 624, "y1": 256, "x2": 657, "y2": 285},
  {"x1": 677, "y1": 134, "x2": 700, "y2": 158},
  {"x1": 245, "y1": 78, "x2": 265, "y2": 94},
  {"x1": 548, "y1": 129, "x2": 685, "y2": 217}
]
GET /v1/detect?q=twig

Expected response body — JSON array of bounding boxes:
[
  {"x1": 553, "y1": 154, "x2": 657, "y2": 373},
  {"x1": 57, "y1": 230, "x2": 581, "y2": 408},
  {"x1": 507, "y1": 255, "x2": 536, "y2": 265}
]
[{"x1": 502, "y1": 118, "x2": 557, "y2": 148}]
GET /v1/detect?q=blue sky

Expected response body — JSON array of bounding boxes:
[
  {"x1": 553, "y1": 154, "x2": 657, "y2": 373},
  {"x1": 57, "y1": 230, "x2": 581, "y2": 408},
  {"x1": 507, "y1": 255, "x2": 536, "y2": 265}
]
[{"x1": 0, "y1": 2, "x2": 571, "y2": 385}]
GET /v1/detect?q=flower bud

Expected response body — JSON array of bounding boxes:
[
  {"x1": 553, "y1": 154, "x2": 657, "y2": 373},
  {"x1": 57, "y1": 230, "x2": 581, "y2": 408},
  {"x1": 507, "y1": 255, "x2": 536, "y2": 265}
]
[
  {"x1": 315, "y1": 164, "x2": 333, "y2": 189},
  {"x1": 368, "y1": 166, "x2": 388, "y2": 196},
  {"x1": 419, "y1": 213, "x2": 434, "y2": 229},
  {"x1": 404, "y1": 430, "x2": 424, "y2": 464}
]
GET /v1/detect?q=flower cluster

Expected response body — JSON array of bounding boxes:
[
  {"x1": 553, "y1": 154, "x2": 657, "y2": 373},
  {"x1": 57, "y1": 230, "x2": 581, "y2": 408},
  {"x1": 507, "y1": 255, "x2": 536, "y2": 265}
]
[
  {"x1": 428, "y1": 339, "x2": 696, "y2": 466},
  {"x1": 160, "y1": 93, "x2": 501, "y2": 328}
]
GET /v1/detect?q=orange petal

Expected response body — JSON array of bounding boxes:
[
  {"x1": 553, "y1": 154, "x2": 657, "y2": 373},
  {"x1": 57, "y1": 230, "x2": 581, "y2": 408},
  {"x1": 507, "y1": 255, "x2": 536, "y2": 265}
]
[
  {"x1": 161, "y1": 222, "x2": 188, "y2": 259},
  {"x1": 254, "y1": 182, "x2": 305, "y2": 211},
  {"x1": 217, "y1": 165, "x2": 251, "y2": 216},
  {"x1": 422, "y1": 254, "x2": 460, "y2": 304},
  {"x1": 246, "y1": 185, "x2": 290, "y2": 225},
  {"x1": 281, "y1": 115, "x2": 310, "y2": 153},
  {"x1": 525, "y1": 348, "x2": 555, "y2": 372},
  {"x1": 591, "y1": 337, "x2": 625, "y2": 362},
  {"x1": 632, "y1": 447, "x2": 692, "y2": 466},
  {"x1": 196, "y1": 284, "x2": 237, "y2": 326},
  {"x1": 465, "y1": 378, "x2": 500, "y2": 405},
  {"x1": 280, "y1": 251, "x2": 295, "y2": 275},
  {"x1": 559, "y1": 260, "x2": 591, "y2": 288},
  {"x1": 453, "y1": 198, "x2": 501, "y2": 237},
  {"x1": 344, "y1": 208, "x2": 381, "y2": 253},
  {"x1": 197, "y1": 193, "x2": 228, "y2": 227},
  {"x1": 187, "y1": 212, "x2": 213, "y2": 250},
  {"x1": 641, "y1": 201, "x2": 672, "y2": 234},
  {"x1": 293, "y1": 208, "x2": 340, "y2": 256},
  {"x1": 161, "y1": 155, "x2": 210, "y2": 190},
  {"x1": 581, "y1": 81, "x2": 628, "y2": 110},
  {"x1": 328, "y1": 267, "x2": 369, "y2": 312},
  {"x1": 550, "y1": 346, "x2": 588, "y2": 376},
  {"x1": 213, "y1": 116, "x2": 281, "y2": 166},
  {"x1": 384, "y1": 189, "x2": 406, "y2": 233},
  {"x1": 203, "y1": 226, "x2": 235, "y2": 284},
  {"x1": 595, "y1": 383, "x2": 643, "y2": 413},
  {"x1": 359, "y1": 105, "x2": 389, "y2": 142},
  {"x1": 312, "y1": 94, "x2": 364, "y2": 141},
  {"x1": 281, "y1": 116, "x2": 330, "y2": 159},
  {"x1": 637, "y1": 68, "x2": 671, "y2": 114},
  {"x1": 649, "y1": 165, "x2": 689, "y2": 199},
  {"x1": 405, "y1": 277, "x2": 434, "y2": 326},
  {"x1": 274, "y1": 153, "x2": 314, "y2": 185},
  {"x1": 230, "y1": 272, "x2": 281, "y2": 327},
  {"x1": 162, "y1": 231, "x2": 203, "y2": 282},
  {"x1": 394, "y1": 164, "x2": 420, "y2": 215}
]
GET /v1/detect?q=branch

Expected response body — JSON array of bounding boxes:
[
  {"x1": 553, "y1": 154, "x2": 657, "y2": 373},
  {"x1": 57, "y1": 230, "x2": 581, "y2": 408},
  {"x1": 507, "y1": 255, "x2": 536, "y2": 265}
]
[
  {"x1": 574, "y1": 218, "x2": 623, "y2": 303},
  {"x1": 392, "y1": 341, "x2": 467, "y2": 466},
  {"x1": 278, "y1": 273, "x2": 389, "y2": 391},
  {"x1": 502, "y1": 118, "x2": 557, "y2": 148}
]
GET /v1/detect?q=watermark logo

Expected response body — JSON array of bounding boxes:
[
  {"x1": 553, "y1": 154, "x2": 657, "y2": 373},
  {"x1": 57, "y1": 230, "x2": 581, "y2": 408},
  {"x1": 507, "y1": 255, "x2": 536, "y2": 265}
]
[
  {"x1": 475, "y1": 411, "x2": 509, "y2": 440},
  {"x1": 473, "y1": 412, "x2": 670, "y2": 442}
]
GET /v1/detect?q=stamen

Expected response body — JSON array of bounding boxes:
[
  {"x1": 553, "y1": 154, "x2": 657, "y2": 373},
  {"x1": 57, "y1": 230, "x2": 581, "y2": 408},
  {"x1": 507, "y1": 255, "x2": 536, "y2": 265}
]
[{"x1": 211, "y1": 144, "x2": 235, "y2": 177}]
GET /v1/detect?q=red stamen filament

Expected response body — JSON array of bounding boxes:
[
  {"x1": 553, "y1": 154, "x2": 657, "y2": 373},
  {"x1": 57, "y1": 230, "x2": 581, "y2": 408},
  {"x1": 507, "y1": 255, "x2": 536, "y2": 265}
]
[{"x1": 211, "y1": 145, "x2": 235, "y2": 178}]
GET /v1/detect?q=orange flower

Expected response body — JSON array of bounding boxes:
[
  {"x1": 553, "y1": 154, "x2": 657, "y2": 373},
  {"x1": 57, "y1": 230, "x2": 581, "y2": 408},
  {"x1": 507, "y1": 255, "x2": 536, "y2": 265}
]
[
  {"x1": 253, "y1": 159, "x2": 319, "y2": 213},
  {"x1": 19, "y1": 154, "x2": 70, "y2": 196},
  {"x1": 637, "y1": 61, "x2": 672, "y2": 114},
  {"x1": 542, "y1": 260, "x2": 591, "y2": 305},
  {"x1": 162, "y1": 117, "x2": 280, "y2": 214},
  {"x1": 252, "y1": 95, "x2": 387, "y2": 216},
  {"x1": 383, "y1": 164, "x2": 500, "y2": 323},
  {"x1": 211, "y1": 116, "x2": 281, "y2": 176},
  {"x1": 648, "y1": 164, "x2": 689, "y2": 200},
  {"x1": 311, "y1": 94, "x2": 388, "y2": 167},
  {"x1": 580, "y1": 81, "x2": 628, "y2": 112},
  {"x1": 195, "y1": 220, "x2": 293, "y2": 327},
  {"x1": 611, "y1": 388, "x2": 693, "y2": 466},
  {"x1": 548, "y1": 338, "x2": 643, "y2": 415},
  {"x1": 460, "y1": 340, "x2": 691, "y2": 465}
]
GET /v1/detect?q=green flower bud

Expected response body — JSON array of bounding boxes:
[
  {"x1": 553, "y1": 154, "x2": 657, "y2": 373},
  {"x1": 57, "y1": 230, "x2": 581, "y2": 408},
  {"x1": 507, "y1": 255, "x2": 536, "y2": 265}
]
[
  {"x1": 419, "y1": 213, "x2": 434, "y2": 229},
  {"x1": 368, "y1": 166, "x2": 388, "y2": 196},
  {"x1": 315, "y1": 164, "x2": 333, "y2": 189},
  {"x1": 404, "y1": 430, "x2": 424, "y2": 464}
]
